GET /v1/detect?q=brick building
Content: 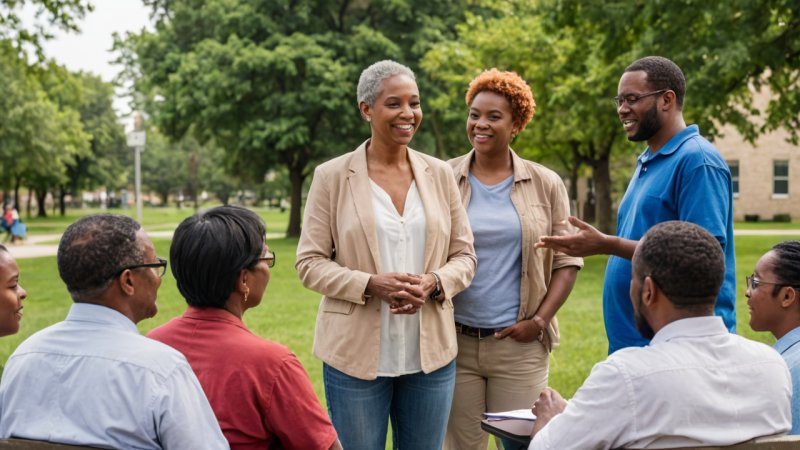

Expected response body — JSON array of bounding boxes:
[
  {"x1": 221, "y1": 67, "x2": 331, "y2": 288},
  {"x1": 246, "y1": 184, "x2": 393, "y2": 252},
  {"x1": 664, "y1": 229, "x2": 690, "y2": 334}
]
[{"x1": 715, "y1": 123, "x2": 799, "y2": 222}]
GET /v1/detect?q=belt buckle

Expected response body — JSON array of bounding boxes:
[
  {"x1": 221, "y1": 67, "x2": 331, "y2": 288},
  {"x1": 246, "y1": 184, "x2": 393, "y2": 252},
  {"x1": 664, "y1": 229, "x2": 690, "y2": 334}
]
[{"x1": 480, "y1": 327, "x2": 499, "y2": 339}]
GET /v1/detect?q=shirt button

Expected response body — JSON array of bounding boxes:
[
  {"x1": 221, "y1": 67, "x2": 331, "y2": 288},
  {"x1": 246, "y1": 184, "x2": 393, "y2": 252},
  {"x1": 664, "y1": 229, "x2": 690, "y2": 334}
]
[{"x1": 643, "y1": 167, "x2": 648, "y2": 172}]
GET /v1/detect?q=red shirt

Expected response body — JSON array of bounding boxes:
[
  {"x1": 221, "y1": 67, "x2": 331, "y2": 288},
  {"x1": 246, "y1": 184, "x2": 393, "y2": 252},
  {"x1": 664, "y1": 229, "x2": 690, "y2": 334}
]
[{"x1": 148, "y1": 307, "x2": 337, "y2": 450}]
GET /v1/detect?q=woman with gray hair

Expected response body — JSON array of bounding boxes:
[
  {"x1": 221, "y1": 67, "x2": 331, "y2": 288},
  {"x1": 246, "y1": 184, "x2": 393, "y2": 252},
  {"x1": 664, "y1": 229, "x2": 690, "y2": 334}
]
[{"x1": 296, "y1": 60, "x2": 476, "y2": 449}]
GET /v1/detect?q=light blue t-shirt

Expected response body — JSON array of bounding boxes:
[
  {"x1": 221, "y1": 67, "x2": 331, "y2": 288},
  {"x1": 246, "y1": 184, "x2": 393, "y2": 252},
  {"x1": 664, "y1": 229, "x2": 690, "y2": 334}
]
[
  {"x1": 454, "y1": 173, "x2": 521, "y2": 328},
  {"x1": 603, "y1": 125, "x2": 736, "y2": 354},
  {"x1": 775, "y1": 326, "x2": 800, "y2": 434}
]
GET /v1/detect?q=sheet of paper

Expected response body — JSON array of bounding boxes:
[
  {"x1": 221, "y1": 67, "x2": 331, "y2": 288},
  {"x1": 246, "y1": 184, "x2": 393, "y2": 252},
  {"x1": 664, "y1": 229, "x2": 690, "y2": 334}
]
[{"x1": 483, "y1": 409, "x2": 536, "y2": 421}]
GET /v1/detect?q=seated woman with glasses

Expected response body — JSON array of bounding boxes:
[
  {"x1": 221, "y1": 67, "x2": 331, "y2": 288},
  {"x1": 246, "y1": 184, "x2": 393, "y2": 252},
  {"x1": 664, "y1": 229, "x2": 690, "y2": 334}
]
[{"x1": 148, "y1": 205, "x2": 341, "y2": 450}]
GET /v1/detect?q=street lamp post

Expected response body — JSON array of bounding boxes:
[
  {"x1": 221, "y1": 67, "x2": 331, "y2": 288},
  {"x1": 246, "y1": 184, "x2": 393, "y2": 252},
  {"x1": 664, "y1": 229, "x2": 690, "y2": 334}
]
[{"x1": 126, "y1": 112, "x2": 146, "y2": 223}]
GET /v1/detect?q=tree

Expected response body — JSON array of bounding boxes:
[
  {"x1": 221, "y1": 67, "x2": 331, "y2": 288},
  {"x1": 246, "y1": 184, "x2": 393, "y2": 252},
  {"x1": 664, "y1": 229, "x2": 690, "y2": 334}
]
[
  {"x1": 37, "y1": 65, "x2": 128, "y2": 214},
  {"x1": 423, "y1": 0, "x2": 800, "y2": 232},
  {"x1": 0, "y1": 43, "x2": 90, "y2": 216},
  {"x1": 0, "y1": 0, "x2": 92, "y2": 56},
  {"x1": 139, "y1": 126, "x2": 188, "y2": 207},
  {"x1": 119, "y1": 0, "x2": 497, "y2": 237},
  {"x1": 568, "y1": 0, "x2": 800, "y2": 144}
]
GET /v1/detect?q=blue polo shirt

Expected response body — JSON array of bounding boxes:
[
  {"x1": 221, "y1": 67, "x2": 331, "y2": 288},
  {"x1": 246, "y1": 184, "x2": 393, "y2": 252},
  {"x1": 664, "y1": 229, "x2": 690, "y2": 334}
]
[
  {"x1": 775, "y1": 326, "x2": 800, "y2": 434},
  {"x1": 603, "y1": 125, "x2": 735, "y2": 354}
]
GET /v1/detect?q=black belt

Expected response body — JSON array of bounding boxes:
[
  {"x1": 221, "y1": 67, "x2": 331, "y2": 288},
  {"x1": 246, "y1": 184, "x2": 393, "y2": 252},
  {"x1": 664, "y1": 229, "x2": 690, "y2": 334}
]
[{"x1": 455, "y1": 322, "x2": 504, "y2": 339}]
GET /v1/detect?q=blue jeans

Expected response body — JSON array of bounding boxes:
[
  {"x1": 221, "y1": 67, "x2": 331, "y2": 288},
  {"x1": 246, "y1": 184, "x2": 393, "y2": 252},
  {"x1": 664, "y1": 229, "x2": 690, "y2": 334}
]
[{"x1": 323, "y1": 360, "x2": 456, "y2": 450}]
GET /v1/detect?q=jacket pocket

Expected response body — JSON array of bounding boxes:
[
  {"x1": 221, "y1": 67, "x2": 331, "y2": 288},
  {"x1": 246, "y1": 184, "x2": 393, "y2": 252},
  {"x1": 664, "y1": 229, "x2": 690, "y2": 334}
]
[{"x1": 321, "y1": 297, "x2": 357, "y2": 315}]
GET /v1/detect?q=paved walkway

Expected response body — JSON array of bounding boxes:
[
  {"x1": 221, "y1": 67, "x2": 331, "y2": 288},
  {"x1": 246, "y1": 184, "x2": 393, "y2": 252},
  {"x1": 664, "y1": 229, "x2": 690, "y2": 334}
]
[
  {"x1": 6, "y1": 230, "x2": 287, "y2": 259},
  {"x1": 5, "y1": 228, "x2": 799, "y2": 260}
]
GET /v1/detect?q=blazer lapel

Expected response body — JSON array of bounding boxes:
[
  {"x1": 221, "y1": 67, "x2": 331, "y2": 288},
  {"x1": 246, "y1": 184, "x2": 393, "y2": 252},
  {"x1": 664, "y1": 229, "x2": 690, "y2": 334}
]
[
  {"x1": 348, "y1": 142, "x2": 382, "y2": 272},
  {"x1": 408, "y1": 149, "x2": 438, "y2": 272}
]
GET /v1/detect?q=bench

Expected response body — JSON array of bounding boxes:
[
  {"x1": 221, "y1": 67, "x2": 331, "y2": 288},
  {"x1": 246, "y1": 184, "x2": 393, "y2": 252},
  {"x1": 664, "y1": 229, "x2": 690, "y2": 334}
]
[{"x1": 0, "y1": 439, "x2": 101, "y2": 449}]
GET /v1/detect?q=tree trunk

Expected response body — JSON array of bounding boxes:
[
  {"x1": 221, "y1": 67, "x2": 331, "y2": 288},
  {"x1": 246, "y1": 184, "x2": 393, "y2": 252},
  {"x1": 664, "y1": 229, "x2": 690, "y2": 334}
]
[
  {"x1": 35, "y1": 189, "x2": 47, "y2": 218},
  {"x1": 59, "y1": 186, "x2": 67, "y2": 216},
  {"x1": 189, "y1": 152, "x2": 199, "y2": 211},
  {"x1": 25, "y1": 186, "x2": 32, "y2": 218},
  {"x1": 569, "y1": 142, "x2": 580, "y2": 215},
  {"x1": 287, "y1": 165, "x2": 306, "y2": 238},
  {"x1": 592, "y1": 154, "x2": 613, "y2": 234},
  {"x1": 13, "y1": 177, "x2": 21, "y2": 212}
]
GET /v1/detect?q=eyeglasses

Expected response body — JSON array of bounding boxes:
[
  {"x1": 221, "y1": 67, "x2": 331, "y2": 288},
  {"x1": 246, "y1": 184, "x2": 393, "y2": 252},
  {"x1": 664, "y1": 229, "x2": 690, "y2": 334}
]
[
  {"x1": 259, "y1": 250, "x2": 276, "y2": 268},
  {"x1": 116, "y1": 257, "x2": 168, "y2": 278},
  {"x1": 745, "y1": 274, "x2": 797, "y2": 291},
  {"x1": 612, "y1": 89, "x2": 667, "y2": 108}
]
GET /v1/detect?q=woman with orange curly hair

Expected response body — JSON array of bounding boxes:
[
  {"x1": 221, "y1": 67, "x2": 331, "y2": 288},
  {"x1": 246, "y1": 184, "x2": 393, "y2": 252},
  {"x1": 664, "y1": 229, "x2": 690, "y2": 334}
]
[{"x1": 444, "y1": 69, "x2": 583, "y2": 450}]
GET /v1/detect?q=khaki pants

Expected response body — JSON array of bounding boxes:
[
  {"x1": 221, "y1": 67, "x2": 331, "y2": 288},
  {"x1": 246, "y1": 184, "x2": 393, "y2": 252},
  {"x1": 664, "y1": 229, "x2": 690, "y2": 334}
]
[{"x1": 444, "y1": 332, "x2": 549, "y2": 450}]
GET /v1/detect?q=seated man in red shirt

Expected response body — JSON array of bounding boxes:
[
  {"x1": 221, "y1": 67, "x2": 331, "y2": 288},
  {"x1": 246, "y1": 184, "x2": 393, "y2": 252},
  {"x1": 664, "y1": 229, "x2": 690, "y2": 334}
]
[{"x1": 149, "y1": 205, "x2": 341, "y2": 450}]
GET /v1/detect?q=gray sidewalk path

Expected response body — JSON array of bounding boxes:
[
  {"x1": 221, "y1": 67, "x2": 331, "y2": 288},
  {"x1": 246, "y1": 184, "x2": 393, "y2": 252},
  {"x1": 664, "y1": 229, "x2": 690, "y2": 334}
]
[
  {"x1": 732, "y1": 229, "x2": 800, "y2": 236},
  {"x1": 7, "y1": 230, "x2": 286, "y2": 259}
]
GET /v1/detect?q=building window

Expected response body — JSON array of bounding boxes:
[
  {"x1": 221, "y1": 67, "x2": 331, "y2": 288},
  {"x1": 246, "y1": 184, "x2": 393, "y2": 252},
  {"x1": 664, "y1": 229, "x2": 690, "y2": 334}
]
[
  {"x1": 774, "y1": 160, "x2": 789, "y2": 197},
  {"x1": 727, "y1": 160, "x2": 739, "y2": 198}
]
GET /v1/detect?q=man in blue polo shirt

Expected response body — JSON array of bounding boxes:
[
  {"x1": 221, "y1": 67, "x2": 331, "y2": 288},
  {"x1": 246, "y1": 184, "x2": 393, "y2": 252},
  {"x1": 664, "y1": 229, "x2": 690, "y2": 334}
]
[{"x1": 537, "y1": 56, "x2": 735, "y2": 354}]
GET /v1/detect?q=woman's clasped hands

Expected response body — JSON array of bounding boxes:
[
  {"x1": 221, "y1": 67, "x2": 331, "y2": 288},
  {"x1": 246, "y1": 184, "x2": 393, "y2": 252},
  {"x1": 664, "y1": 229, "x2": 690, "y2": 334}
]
[{"x1": 366, "y1": 272, "x2": 439, "y2": 314}]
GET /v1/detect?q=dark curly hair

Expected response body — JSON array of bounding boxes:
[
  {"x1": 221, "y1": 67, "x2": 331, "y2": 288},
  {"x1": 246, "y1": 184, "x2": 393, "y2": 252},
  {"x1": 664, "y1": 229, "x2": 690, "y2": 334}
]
[
  {"x1": 770, "y1": 240, "x2": 800, "y2": 295},
  {"x1": 170, "y1": 205, "x2": 266, "y2": 308},
  {"x1": 634, "y1": 221, "x2": 724, "y2": 309},
  {"x1": 465, "y1": 68, "x2": 536, "y2": 135},
  {"x1": 57, "y1": 214, "x2": 144, "y2": 301},
  {"x1": 625, "y1": 56, "x2": 686, "y2": 109}
]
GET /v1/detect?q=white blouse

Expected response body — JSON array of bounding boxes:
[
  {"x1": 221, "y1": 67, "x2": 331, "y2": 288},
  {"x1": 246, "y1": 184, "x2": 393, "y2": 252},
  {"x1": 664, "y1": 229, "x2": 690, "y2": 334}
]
[{"x1": 370, "y1": 179, "x2": 427, "y2": 376}]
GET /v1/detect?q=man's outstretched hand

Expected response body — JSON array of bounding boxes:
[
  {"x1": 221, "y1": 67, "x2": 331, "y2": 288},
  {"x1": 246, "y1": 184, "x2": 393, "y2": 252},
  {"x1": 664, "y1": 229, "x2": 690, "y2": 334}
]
[{"x1": 535, "y1": 216, "x2": 610, "y2": 257}]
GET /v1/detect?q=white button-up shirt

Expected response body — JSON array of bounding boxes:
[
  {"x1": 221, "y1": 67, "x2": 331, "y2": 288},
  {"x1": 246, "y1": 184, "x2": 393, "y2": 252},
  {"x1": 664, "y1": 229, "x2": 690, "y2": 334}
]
[
  {"x1": 0, "y1": 303, "x2": 229, "y2": 449},
  {"x1": 371, "y1": 179, "x2": 426, "y2": 376},
  {"x1": 530, "y1": 316, "x2": 791, "y2": 449}
]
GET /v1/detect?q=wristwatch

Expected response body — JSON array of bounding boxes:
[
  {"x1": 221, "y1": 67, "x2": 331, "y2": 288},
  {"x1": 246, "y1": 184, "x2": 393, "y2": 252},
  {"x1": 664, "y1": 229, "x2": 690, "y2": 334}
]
[
  {"x1": 533, "y1": 315, "x2": 548, "y2": 342},
  {"x1": 428, "y1": 272, "x2": 442, "y2": 301}
]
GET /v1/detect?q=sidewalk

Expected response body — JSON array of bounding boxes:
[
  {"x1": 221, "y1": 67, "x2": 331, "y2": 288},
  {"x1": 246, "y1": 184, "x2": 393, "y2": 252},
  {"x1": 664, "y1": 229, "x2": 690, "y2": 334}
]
[{"x1": 7, "y1": 230, "x2": 286, "y2": 259}]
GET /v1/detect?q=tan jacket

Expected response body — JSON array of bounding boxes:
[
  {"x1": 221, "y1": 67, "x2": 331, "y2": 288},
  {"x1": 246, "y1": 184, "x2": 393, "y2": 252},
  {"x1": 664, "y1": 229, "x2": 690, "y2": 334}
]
[
  {"x1": 448, "y1": 149, "x2": 583, "y2": 350},
  {"x1": 296, "y1": 141, "x2": 477, "y2": 380}
]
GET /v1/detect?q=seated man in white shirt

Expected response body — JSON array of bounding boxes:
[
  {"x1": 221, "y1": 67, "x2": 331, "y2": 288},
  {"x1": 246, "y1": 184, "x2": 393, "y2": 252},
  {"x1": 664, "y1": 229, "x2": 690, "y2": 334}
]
[
  {"x1": 529, "y1": 220, "x2": 791, "y2": 450},
  {"x1": 0, "y1": 214, "x2": 229, "y2": 450}
]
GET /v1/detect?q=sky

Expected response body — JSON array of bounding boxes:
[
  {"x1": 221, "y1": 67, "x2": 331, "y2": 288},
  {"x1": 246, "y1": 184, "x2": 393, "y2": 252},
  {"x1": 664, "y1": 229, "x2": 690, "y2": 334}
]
[{"x1": 29, "y1": 0, "x2": 152, "y2": 124}]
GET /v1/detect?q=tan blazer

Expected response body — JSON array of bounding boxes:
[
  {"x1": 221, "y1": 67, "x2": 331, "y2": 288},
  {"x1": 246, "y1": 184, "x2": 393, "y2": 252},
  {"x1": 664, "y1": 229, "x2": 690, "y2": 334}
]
[{"x1": 296, "y1": 141, "x2": 477, "y2": 380}]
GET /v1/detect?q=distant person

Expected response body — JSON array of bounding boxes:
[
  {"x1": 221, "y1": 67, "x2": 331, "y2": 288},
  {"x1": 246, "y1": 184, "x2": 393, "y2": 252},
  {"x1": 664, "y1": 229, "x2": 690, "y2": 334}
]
[
  {"x1": 529, "y1": 221, "x2": 790, "y2": 449},
  {"x1": 537, "y1": 56, "x2": 735, "y2": 354},
  {"x1": 0, "y1": 214, "x2": 227, "y2": 449},
  {"x1": 444, "y1": 69, "x2": 582, "y2": 450},
  {"x1": 0, "y1": 206, "x2": 11, "y2": 235},
  {"x1": 296, "y1": 60, "x2": 476, "y2": 450},
  {"x1": 0, "y1": 243, "x2": 27, "y2": 336},
  {"x1": 149, "y1": 206, "x2": 341, "y2": 450},
  {"x1": 2, "y1": 205, "x2": 24, "y2": 244},
  {"x1": 747, "y1": 240, "x2": 800, "y2": 434}
]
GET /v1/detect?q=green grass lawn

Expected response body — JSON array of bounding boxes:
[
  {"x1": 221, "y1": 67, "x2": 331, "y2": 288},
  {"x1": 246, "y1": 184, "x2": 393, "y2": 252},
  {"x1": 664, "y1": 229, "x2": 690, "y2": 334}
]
[
  {"x1": 21, "y1": 205, "x2": 293, "y2": 235},
  {"x1": 5, "y1": 207, "x2": 800, "y2": 449}
]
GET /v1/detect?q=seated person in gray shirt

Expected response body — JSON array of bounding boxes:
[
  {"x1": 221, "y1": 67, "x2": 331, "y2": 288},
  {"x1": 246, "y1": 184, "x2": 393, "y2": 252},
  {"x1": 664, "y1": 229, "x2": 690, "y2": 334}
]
[{"x1": 0, "y1": 214, "x2": 229, "y2": 450}]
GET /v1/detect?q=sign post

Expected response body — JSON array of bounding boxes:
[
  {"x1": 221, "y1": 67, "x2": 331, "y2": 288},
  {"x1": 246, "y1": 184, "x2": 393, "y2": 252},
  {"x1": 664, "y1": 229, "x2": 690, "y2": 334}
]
[{"x1": 126, "y1": 113, "x2": 146, "y2": 223}]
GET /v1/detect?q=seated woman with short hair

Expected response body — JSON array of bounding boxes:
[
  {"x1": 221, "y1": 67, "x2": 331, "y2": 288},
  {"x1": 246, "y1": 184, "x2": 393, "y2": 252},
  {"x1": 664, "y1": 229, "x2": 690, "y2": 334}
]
[{"x1": 148, "y1": 205, "x2": 340, "y2": 450}]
